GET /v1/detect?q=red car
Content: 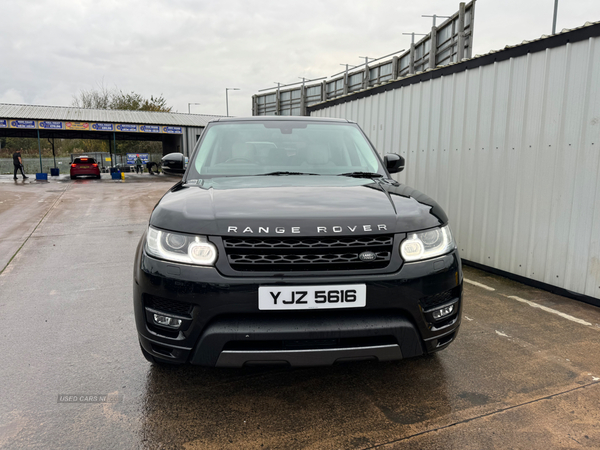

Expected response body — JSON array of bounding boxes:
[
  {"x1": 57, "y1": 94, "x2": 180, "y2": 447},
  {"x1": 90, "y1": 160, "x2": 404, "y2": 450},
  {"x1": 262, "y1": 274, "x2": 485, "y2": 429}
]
[{"x1": 70, "y1": 157, "x2": 101, "y2": 180}]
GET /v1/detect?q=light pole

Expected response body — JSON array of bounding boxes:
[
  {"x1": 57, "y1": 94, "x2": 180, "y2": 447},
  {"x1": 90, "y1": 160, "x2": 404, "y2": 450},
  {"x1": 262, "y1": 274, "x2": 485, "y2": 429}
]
[
  {"x1": 188, "y1": 102, "x2": 201, "y2": 114},
  {"x1": 552, "y1": 0, "x2": 559, "y2": 34},
  {"x1": 225, "y1": 88, "x2": 240, "y2": 117}
]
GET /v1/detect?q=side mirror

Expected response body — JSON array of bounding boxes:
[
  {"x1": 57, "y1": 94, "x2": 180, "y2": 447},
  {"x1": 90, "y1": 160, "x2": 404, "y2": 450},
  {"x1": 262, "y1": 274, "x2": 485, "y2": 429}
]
[
  {"x1": 161, "y1": 153, "x2": 186, "y2": 175},
  {"x1": 384, "y1": 153, "x2": 405, "y2": 173}
]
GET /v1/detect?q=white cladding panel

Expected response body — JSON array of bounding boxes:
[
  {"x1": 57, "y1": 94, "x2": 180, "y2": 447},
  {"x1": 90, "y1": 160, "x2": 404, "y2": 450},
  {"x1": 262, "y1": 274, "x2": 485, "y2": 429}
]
[{"x1": 312, "y1": 37, "x2": 600, "y2": 300}]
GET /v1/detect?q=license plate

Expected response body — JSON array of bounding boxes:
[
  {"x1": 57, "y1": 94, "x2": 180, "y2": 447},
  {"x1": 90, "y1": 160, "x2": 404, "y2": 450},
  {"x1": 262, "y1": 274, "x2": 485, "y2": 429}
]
[
  {"x1": 79, "y1": 165, "x2": 90, "y2": 169},
  {"x1": 258, "y1": 285, "x2": 366, "y2": 310}
]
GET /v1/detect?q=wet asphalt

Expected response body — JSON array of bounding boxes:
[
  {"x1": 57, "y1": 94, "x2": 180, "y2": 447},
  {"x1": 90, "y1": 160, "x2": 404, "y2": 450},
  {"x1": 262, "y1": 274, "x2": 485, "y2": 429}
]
[{"x1": 0, "y1": 173, "x2": 599, "y2": 450}]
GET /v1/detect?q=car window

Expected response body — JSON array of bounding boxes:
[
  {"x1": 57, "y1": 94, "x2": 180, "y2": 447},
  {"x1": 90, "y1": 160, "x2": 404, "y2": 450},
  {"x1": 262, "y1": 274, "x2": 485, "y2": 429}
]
[
  {"x1": 189, "y1": 121, "x2": 382, "y2": 177},
  {"x1": 74, "y1": 158, "x2": 96, "y2": 164}
]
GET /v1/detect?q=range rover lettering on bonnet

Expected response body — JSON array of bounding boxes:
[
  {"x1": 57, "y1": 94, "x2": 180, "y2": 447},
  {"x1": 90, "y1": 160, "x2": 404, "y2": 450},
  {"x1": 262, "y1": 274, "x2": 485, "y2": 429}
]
[{"x1": 226, "y1": 225, "x2": 389, "y2": 234}]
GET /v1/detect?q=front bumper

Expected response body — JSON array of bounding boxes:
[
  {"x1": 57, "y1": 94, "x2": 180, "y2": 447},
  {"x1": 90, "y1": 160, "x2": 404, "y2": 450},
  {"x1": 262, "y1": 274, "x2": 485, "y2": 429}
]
[{"x1": 133, "y1": 242, "x2": 463, "y2": 367}]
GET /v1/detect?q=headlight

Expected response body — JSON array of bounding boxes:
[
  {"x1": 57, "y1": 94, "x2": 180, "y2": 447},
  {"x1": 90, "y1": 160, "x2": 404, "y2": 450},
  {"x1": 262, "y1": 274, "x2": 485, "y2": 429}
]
[
  {"x1": 146, "y1": 226, "x2": 217, "y2": 266},
  {"x1": 400, "y1": 225, "x2": 455, "y2": 262}
]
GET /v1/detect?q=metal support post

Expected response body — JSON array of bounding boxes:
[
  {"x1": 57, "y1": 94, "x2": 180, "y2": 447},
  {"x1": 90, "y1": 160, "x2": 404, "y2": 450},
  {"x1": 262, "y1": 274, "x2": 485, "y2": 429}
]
[
  {"x1": 359, "y1": 56, "x2": 371, "y2": 89},
  {"x1": 107, "y1": 138, "x2": 111, "y2": 169},
  {"x1": 298, "y1": 78, "x2": 307, "y2": 116},
  {"x1": 275, "y1": 83, "x2": 281, "y2": 115},
  {"x1": 467, "y1": 1, "x2": 475, "y2": 58},
  {"x1": 299, "y1": 78, "x2": 307, "y2": 116},
  {"x1": 340, "y1": 64, "x2": 354, "y2": 95},
  {"x1": 48, "y1": 137, "x2": 56, "y2": 169},
  {"x1": 37, "y1": 128, "x2": 42, "y2": 173},
  {"x1": 457, "y1": 2, "x2": 466, "y2": 61},
  {"x1": 403, "y1": 33, "x2": 425, "y2": 75},
  {"x1": 429, "y1": 26, "x2": 437, "y2": 69}
]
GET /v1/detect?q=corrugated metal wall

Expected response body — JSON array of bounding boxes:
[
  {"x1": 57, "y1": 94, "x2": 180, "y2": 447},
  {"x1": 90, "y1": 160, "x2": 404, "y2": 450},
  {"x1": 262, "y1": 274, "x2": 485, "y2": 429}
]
[
  {"x1": 311, "y1": 34, "x2": 600, "y2": 300},
  {"x1": 183, "y1": 126, "x2": 205, "y2": 157}
]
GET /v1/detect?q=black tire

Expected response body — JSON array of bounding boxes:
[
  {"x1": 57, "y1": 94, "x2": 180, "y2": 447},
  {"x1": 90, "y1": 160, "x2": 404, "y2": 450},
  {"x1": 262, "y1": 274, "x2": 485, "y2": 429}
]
[
  {"x1": 70, "y1": 175, "x2": 76, "y2": 180},
  {"x1": 139, "y1": 342, "x2": 181, "y2": 366}
]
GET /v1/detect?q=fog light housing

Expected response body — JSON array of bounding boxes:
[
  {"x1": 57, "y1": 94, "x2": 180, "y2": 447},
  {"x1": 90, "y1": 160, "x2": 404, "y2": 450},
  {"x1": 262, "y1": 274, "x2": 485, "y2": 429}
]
[
  {"x1": 153, "y1": 314, "x2": 182, "y2": 329},
  {"x1": 432, "y1": 305, "x2": 454, "y2": 320}
]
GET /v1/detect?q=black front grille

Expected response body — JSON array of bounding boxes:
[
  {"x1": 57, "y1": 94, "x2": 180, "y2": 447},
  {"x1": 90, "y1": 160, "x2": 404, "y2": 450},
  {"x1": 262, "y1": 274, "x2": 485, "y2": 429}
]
[
  {"x1": 223, "y1": 235, "x2": 394, "y2": 272},
  {"x1": 145, "y1": 295, "x2": 193, "y2": 316}
]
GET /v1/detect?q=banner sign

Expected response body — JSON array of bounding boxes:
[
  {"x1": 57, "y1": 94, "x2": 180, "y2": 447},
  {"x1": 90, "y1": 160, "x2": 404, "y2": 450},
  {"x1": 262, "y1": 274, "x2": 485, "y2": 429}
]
[
  {"x1": 126, "y1": 153, "x2": 150, "y2": 165},
  {"x1": 10, "y1": 120, "x2": 36, "y2": 129},
  {"x1": 39, "y1": 121, "x2": 64, "y2": 129},
  {"x1": 66, "y1": 122, "x2": 90, "y2": 131},
  {"x1": 0, "y1": 119, "x2": 183, "y2": 134},
  {"x1": 140, "y1": 125, "x2": 160, "y2": 133},
  {"x1": 92, "y1": 123, "x2": 114, "y2": 131},
  {"x1": 116, "y1": 124, "x2": 138, "y2": 132},
  {"x1": 163, "y1": 126, "x2": 182, "y2": 134}
]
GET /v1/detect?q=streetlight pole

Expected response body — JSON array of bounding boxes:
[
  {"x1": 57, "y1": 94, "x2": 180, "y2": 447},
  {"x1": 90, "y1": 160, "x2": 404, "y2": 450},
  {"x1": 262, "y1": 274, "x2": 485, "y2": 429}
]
[
  {"x1": 225, "y1": 88, "x2": 240, "y2": 117},
  {"x1": 188, "y1": 102, "x2": 201, "y2": 114},
  {"x1": 552, "y1": 0, "x2": 559, "y2": 34}
]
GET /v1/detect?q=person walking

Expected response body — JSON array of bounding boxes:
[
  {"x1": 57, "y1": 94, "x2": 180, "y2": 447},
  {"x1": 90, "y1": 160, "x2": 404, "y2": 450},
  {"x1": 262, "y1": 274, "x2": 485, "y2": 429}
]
[
  {"x1": 135, "y1": 155, "x2": 143, "y2": 174},
  {"x1": 13, "y1": 149, "x2": 28, "y2": 180}
]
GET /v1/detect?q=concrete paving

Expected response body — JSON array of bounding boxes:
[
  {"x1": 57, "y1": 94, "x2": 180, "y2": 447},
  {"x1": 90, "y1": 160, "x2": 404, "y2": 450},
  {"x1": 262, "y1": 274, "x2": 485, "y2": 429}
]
[{"x1": 0, "y1": 173, "x2": 599, "y2": 449}]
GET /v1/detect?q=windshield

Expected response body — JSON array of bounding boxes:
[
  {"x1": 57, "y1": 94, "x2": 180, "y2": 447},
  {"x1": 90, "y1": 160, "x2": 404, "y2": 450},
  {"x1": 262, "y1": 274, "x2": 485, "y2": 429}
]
[{"x1": 187, "y1": 121, "x2": 383, "y2": 178}]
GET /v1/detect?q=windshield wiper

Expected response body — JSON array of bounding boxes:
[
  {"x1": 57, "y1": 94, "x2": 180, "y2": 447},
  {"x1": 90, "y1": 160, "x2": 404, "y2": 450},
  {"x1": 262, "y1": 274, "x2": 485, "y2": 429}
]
[
  {"x1": 338, "y1": 172, "x2": 384, "y2": 178},
  {"x1": 257, "y1": 171, "x2": 320, "y2": 176}
]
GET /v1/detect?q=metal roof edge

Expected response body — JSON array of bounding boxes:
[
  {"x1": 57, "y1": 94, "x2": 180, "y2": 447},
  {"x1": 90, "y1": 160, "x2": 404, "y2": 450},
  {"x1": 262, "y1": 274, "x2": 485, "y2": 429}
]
[{"x1": 0, "y1": 103, "x2": 224, "y2": 126}]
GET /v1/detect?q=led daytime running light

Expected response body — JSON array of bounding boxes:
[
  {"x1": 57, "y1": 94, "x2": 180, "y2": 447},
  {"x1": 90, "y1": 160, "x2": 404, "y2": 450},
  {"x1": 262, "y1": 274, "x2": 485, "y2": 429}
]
[
  {"x1": 146, "y1": 227, "x2": 217, "y2": 266},
  {"x1": 400, "y1": 225, "x2": 455, "y2": 262}
]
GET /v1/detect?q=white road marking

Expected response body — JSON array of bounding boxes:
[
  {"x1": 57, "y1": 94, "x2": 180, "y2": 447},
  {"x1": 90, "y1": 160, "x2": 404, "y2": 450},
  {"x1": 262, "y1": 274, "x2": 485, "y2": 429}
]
[
  {"x1": 593, "y1": 377, "x2": 599, "y2": 381},
  {"x1": 464, "y1": 316, "x2": 474, "y2": 321},
  {"x1": 496, "y1": 330, "x2": 510, "y2": 338},
  {"x1": 464, "y1": 278, "x2": 496, "y2": 291},
  {"x1": 505, "y1": 295, "x2": 593, "y2": 327}
]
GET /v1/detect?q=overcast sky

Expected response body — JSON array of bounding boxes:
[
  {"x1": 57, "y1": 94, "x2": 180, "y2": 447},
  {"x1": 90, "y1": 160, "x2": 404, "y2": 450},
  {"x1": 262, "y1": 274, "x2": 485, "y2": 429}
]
[{"x1": 1, "y1": 0, "x2": 599, "y2": 117}]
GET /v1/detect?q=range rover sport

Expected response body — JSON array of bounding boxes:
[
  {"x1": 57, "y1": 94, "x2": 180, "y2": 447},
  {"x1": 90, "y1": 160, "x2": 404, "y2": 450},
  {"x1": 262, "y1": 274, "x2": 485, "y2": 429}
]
[{"x1": 133, "y1": 117, "x2": 462, "y2": 367}]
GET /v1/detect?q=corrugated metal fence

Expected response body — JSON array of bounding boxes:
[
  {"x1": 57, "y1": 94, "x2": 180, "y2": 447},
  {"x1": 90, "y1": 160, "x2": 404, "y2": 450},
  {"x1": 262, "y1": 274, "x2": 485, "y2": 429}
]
[
  {"x1": 310, "y1": 23, "x2": 600, "y2": 301},
  {"x1": 254, "y1": 1, "x2": 475, "y2": 116}
]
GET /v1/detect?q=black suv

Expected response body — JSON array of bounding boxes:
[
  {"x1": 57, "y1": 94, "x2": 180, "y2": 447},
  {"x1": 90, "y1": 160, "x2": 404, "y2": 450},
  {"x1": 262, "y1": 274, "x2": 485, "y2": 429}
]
[{"x1": 133, "y1": 117, "x2": 462, "y2": 367}]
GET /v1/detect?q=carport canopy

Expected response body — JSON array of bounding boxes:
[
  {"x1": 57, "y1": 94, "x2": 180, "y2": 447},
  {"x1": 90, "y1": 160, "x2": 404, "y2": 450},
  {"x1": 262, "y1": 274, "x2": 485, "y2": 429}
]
[{"x1": 0, "y1": 103, "x2": 222, "y2": 157}]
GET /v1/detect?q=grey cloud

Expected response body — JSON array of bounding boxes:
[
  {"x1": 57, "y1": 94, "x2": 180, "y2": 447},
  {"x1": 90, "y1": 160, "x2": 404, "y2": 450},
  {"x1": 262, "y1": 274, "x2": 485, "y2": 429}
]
[{"x1": 1, "y1": 0, "x2": 599, "y2": 117}]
